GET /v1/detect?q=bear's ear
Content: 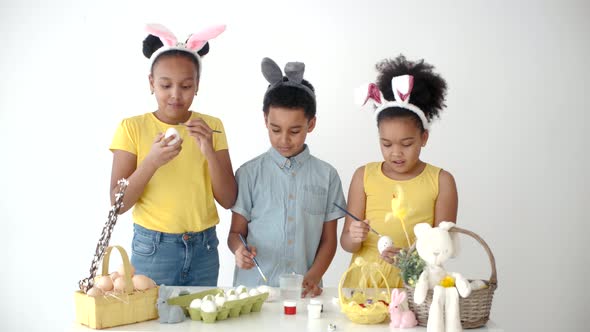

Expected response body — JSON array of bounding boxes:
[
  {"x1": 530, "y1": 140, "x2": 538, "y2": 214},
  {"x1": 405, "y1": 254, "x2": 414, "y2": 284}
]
[{"x1": 414, "y1": 223, "x2": 431, "y2": 239}]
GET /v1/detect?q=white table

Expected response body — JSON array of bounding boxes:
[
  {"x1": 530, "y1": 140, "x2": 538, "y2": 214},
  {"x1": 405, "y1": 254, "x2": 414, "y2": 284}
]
[{"x1": 72, "y1": 287, "x2": 503, "y2": 332}]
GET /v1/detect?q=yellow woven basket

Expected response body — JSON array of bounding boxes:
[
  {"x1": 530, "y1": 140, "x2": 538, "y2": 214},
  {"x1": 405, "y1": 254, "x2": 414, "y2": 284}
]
[
  {"x1": 74, "y1": 246, "x2": 159, "y2": 329},
  {"x1": 338, "y1": 257, "x2": 391, "y2": 324}
]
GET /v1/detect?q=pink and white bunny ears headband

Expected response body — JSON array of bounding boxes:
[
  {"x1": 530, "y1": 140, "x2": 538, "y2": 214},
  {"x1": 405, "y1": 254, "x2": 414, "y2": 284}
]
[
  {"x1": 261, "y1": 57, "x2": 316, "y2": 100},
  {"x1": 357, "y1": 75, "x2": 430, "y2": 130},
  {"x1": 143, "y1": 23, "x2": 226, "y2": 74}
]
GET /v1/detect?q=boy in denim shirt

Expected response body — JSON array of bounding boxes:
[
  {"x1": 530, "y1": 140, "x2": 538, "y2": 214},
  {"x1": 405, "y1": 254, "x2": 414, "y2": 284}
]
[{"x1": 228, "y1": 58, "x2": 346, "y2": 297}]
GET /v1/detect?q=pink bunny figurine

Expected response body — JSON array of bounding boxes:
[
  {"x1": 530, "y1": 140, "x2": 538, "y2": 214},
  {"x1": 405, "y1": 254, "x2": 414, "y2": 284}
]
[{"x1": 389, "y1": 289, "x2": 418, "y2": 328}]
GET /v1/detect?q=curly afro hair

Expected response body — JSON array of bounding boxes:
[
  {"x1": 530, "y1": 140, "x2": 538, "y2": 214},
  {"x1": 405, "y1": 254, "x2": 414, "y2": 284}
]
[
  {"x1": 142, "y1": 34, "x2": 210, "y2": 76},
  {"x1": 263, "y1": 78, "x2": 316, "y2": 120},
  {"x1": 376, "y1": 55, "x2": 447, "y2": 131}
]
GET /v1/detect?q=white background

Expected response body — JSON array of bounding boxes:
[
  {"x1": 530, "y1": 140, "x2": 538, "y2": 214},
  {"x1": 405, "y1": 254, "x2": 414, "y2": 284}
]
[{"x1": 1, "y1": 0, "x2": 588, "y2": 331}]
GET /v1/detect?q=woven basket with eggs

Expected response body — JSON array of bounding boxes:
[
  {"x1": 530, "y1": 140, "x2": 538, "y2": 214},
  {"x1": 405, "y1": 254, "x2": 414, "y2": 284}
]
[
  {"x1": 338, "y1": 257, "x2": 391, "y2": 324},
  {"x1": 74, "y1": 246, "x2": 159, "y2": 329}
]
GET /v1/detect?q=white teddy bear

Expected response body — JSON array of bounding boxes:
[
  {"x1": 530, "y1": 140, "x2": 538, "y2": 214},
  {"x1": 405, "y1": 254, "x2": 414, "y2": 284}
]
[{"x1": 413, "y1": 222, "x2": 472, "y2": 332}]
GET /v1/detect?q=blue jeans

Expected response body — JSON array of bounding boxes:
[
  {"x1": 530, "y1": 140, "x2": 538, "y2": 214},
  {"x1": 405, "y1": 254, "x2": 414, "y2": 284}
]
[{"x1": 131, "y1": 223, "x2": 220, "y2": 286}]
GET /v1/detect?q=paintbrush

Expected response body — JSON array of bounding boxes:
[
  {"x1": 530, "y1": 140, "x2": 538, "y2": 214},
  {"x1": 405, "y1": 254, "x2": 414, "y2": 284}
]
[
  {"x1": 178, "y1": 122, "x2": 222, "y2": 133},
  {"x1": 238, "y1": 233, "x2": 268, "y2": 283},
  {"x1": 333, "y1": 203, "x2": 382, "y2": 237}
]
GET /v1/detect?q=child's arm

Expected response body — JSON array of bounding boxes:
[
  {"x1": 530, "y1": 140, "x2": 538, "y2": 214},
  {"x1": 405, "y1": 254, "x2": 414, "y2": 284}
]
[
  {"x1": 302, "y1": 220, "x2": 338, "y2": 297},
  {"x1": 110, "y1": 133, "x2": 181, "y2": 214},
  {"x1": 185, "y1": 118, "x2": 237, "y2": 209},
  {"x1": 228, "y1": 212, "x2": 257, "y2": 270},
  {"x1": 433, "y1": 169, "x2": 458, "y2": 226},
  {"x1": 207, "y1": 149, "x2": 237, "y2": 209},
  {"x1": 340, "y1": 166, "x2": 370, "y2": 253}
]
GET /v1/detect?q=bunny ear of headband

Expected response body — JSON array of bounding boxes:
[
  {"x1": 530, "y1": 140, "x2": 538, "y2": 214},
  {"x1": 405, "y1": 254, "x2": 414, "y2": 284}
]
[
  {"x1": 145, "y1": 23, "x2": 226, "y2": 72},
  {"x1": 261, "y1": 57, "x2": 315, "y2": 99},
  {"x1": 355, "y1": 75, "x2": 429, "y2": 130}
]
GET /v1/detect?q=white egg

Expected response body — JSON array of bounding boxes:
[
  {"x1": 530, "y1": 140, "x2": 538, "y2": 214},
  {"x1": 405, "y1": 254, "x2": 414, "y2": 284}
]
[
  {"x1": 257, "y1": 285, "x2": 270, "y2": 294},
  {"x1": 238, "y1": 292, "x2": 249, "y2": 299},
  {"x1": 227, "y1": 294, "x2": 238, "y2": 301},
  {"x1": 248, "y1": 289, "x2": 260, "y2": 296},
  {"x1": 200, "y1": 300, "x2": 217, "y2": 313},
  {"x1": 164, "y1": 128, "x2": 180, "y2": 146},
  {"x1": 190, "y1": 298, "x2": 203, "y2": 309},
  {"x1": 377, "y1": 236, "x2": 394, "y2": 254},
  {"x1": 235, "y1": 285, "x2": 248, "y2": 294},
  {"x1": 215, "y1": 296, "x2": 226, "y2": 307}
]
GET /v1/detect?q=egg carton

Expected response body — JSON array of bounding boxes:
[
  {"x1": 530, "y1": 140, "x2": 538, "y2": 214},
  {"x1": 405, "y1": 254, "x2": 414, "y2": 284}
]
[{"x1": 167, "y1": 288, "x2": 269, "y2": 323}]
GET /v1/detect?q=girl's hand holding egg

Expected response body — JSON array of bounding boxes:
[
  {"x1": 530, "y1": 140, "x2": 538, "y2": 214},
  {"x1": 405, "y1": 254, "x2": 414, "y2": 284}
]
[
  {"x1": 146, "y1": 132, "x2": 183, "y2": 168},
  {"x1": 378, "y1": 236, "x2": 398, "y2": 264}
]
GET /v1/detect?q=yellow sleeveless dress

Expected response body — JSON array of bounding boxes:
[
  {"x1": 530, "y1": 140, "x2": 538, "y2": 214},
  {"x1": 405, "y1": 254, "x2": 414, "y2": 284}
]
[{"x1": 343, "y1": 162, "x2": 441, "y2": 288}]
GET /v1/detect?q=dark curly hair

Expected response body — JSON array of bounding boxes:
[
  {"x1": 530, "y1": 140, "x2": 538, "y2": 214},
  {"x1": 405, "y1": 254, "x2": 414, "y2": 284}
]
[
  {"x1": 142, "y1": 34, "x2": 210, "y2": 77},
  {"x1": 263, "y1": 78, "x2": 316, "y2": 120},
  {"x1": 376, "y1": 55, "x2": 447, "y2": 132}
]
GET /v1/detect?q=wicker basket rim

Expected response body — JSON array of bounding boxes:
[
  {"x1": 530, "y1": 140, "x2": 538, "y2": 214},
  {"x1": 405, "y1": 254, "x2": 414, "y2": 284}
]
[{"x1": 407, "y1": 226, "x2": 498, "y2": 288}]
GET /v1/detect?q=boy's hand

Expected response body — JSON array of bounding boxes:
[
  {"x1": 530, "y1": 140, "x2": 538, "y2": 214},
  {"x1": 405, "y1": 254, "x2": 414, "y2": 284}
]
[
  {"x1": 349, "y1": 219, "x2": 370, "y2": 243},
  {"x1": 145, "y1": 133, "x2": 183, "y2": 168},
  {"x1": 379, "y1": 246, "x2": 400, "y2": 264},
  {"x1": 235, "y1": 244, "x2": 257, "y2": 270},
  {"x1": 184, "y1": 119, "x2": 215, "y2": 157},
  {"x1": 302, "y1": 273, "x2": 322, "y2": 298}
]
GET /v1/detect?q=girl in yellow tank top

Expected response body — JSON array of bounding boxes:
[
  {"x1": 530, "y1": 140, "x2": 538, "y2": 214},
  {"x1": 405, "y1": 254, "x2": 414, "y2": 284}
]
[{"x1": 341, "y1": 55, "x2": 458, "y2": 288}]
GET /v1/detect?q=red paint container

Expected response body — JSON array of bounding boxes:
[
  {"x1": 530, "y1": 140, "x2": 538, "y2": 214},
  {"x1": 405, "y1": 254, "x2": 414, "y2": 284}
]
[{"x1": 283, "y1": 300, "x2": 297, "y2": 315}]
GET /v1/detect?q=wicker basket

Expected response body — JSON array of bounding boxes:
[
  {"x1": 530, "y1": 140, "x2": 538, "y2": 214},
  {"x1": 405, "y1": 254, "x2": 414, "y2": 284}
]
[
  {"x1": 405, "y1": 227, "x2": 497, "y2": 329},
  {"x1": 74, "y1": 246, "x2": 159, "y2": 329},
  {"x1": 338, "y1": 257, "x2": 391, "y2": 324}
]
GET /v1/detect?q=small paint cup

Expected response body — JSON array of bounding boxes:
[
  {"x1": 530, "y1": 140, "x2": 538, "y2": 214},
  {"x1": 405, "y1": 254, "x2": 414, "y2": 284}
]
[
  {"x1": 283, "y1": 300, "x2": 297, "y2": 315},
  {"x1": 310, "y1": 298, "x2": 323, "y2": 312},
  {"x1": 307, "y1": 303, "x2": 321, "y2": 319}
]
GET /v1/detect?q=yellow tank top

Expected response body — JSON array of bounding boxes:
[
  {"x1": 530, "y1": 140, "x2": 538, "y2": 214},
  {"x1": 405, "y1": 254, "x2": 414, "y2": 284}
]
[{"x1": 343, "y1": 162, "x2": 440, "y2": 288}]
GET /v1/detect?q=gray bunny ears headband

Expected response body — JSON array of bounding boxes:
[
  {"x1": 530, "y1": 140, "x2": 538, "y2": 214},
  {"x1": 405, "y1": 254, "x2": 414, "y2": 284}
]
[{"x1": 261, "y1": 57, "x2": 315, "y2": 99}]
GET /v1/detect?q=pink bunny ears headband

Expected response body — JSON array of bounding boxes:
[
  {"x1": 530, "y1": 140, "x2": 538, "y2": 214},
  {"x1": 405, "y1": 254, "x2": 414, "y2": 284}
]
[
  {"x1": 357, "y1": 75, "x2": 430, "y2": 130},
  {"x1": 144, "y1": 23, "x2": 226, "y2": 73},
  {"x1": 261, "y1": 57, "x2": 316, "y2": 99}
]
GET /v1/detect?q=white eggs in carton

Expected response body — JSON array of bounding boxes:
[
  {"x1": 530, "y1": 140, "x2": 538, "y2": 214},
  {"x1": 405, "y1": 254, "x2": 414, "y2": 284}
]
[
  {"x1": 190, "y1": 298, "x2": 203, "y2": 309},
  {"x1": 214, "y1": 294, "x2": 226, "y2": 307},
  {"x1": 235, "y1": 285, "x2": 248, "y2": 295},
  {"x1": 201, "y1": 299, "x2": 217, "y2": 313}
]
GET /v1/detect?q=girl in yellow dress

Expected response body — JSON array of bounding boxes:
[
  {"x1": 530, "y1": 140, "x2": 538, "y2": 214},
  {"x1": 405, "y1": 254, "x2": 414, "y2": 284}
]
[{"x1": 340, "y1": 55, "x2": 457, "y2": 288}]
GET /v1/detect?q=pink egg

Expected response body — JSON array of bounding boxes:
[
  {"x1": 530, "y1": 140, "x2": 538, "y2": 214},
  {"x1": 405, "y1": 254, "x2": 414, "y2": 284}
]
[
  {"x1": 113, "y1": 276, "x2": 129, "y2": 292},
  {"x1": 117, "y1": 264, "x2": 135, "y2": 277},
  {"x1": 132, "y1": 275, "x2": 156, "y2": 291},
  {"x1": 95, "y1": 276, "x2": 114, "y2": 292},
  {"x1": 86, "y1": 287, "x2": 103, "y2": 297}
]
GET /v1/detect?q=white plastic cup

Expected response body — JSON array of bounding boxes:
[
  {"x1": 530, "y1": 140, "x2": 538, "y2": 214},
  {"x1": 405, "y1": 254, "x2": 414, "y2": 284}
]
[
  {"x1": 310, "y1": 298, "x2": 323, "y2": 312},
  {"x1": 307, "y1": 303, "x2": 322, "y2": 319},
  {"x1": 279, "y1": 273, "x2": 303, "y2": 301}
]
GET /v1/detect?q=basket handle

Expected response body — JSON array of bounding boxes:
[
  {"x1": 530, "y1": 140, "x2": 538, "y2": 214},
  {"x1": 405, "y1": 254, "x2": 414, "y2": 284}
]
[
  {"x1": 338, "y1": 259, "x2": 391, "y2": 304},
  {"x1": 407, "y1": 226, "x2": 497, "y2": 288},
  {"x1": 101, "y1": 245, "x2": 134, "y2": 294}
]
